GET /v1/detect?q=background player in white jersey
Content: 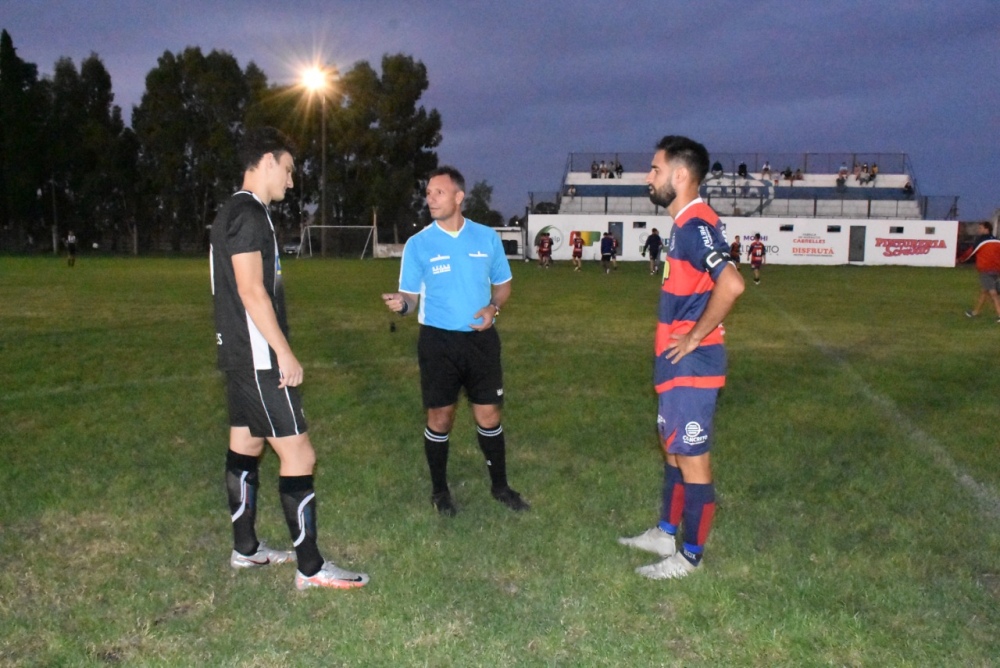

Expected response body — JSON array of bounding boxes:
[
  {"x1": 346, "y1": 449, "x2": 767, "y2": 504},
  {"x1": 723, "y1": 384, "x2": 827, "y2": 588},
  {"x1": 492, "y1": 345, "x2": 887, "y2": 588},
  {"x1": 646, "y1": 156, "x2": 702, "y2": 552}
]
[
  {"x1": 381, "y1": 166, "x2": 529, "y2": 516},
  {"x1": 210, "y1": 127, "x2": 368, "y2": 590}
]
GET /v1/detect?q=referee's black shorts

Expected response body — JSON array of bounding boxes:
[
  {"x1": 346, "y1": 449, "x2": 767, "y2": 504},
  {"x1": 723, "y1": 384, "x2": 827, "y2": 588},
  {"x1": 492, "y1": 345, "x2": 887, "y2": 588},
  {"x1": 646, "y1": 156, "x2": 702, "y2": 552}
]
[
  {"x1": 418, "y1": 325, "x2": 504, "y2": 409},
  {"x1": 226, "y1": 368, "x2": 308, "y2": 438}
]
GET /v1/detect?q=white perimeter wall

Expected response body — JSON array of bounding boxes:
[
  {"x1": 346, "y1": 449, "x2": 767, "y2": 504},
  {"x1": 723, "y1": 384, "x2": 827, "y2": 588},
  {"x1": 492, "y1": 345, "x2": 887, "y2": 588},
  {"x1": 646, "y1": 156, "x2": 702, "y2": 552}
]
[{"x1": 526, "y1": 214, "x2": 957, "y2": 267}]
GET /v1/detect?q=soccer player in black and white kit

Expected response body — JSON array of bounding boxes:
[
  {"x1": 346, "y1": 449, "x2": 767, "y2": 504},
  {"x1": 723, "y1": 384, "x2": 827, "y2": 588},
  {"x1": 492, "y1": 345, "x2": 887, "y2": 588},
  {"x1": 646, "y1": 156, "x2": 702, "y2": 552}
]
[{"x1": 210, "y1": 127, "x2": 368, "y2": 590}]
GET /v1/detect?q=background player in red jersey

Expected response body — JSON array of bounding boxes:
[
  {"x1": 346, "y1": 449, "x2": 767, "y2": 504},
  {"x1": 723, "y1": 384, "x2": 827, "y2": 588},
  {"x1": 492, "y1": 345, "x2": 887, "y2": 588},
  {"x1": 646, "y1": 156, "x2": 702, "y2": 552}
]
[
  {"x1": 959, "y1": 221, "x2": 1000, "y2": 322},
  {"x1": 729, "y1": 237, "x2": 742, "y2": 270},
  {"x1": 747, "y1": 233, "x2": 766, "y2": 285},
  {"x1": 571, "y1": 232, "x2": 585, "y2": 271},
  {"x1": 618, "y1": 135, "x2": 744, "y2": 580}
]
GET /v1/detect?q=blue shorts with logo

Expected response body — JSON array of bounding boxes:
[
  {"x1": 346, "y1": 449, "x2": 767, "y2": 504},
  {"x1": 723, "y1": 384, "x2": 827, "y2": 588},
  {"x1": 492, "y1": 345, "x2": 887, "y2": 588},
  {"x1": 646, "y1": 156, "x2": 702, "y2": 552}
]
[{"x1": 657, "y1": 386, "x2": 718, "y2": 456}]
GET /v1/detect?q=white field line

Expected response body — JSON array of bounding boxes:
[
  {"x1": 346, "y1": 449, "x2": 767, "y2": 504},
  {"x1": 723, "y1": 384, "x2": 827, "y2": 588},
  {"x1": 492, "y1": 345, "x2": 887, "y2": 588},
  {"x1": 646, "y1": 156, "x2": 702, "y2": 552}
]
[{"x1": 764, "y1": 295, "x2": 1000, "y2": 520}]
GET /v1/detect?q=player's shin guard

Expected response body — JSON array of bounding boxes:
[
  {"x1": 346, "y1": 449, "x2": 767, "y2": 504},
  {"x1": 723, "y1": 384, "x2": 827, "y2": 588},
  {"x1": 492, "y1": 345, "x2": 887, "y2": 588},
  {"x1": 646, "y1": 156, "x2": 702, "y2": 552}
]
[
  {"x1": 424, "y1": 427, "x2": 450, "y2": 494},
  {"x1": 226, "y1": 450, "x2": 260, "y2": 556},
  {"x1": 279, "y1": 475, "x2": 324, "y2": 577},
  {"x1": 476, "y1": 424, "x2": 508, "y2": 490},
  {"x1": 680, "y1": 482, "x2": 716, "y2": 566},
  {"x1": 658, "y1": 464, "x2": 684, "y2": 536}
]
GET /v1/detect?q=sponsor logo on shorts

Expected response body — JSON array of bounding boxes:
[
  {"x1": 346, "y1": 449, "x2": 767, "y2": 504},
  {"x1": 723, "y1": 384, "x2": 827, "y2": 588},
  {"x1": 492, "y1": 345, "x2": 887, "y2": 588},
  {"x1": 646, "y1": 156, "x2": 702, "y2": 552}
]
[
  {"x1": 497, "y1": 388, "x2": 504, "y2": 396},
  {"x1": 682, "y1": 421, "x2": 708, "y2": 446}
]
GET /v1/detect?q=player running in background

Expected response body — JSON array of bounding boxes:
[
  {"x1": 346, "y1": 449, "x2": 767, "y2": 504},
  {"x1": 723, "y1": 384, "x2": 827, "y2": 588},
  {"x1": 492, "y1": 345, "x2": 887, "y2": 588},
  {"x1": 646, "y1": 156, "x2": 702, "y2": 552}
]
[
  {"x1": 959, "y1": 221, "x2": 1000, "y2": 322},
  {"x1": 729, "y1": 237, "x2": 742, "y2": 270},
  {"x1": 600, "y1": 232, "x2": 615, "y2": 274},
  {"x1": 643, "y1": 228, "x2": 664, "y2": 275},
  {"x1": 747, "y1": 233, "x2": 766, "y2": 285},
  {"x1": 618, "y1": 135, "x2": 744, "y2": 580},
  {"x1": 571, "y1": 232, "x2": 585, "y2": 271},
  {"x1": 536, "y1": 232, "x2": 553, "y2": 268},
  {"x1": 210, "y1": 127, "x2": 369, "y2": 590},
  {"x1": 381, "y1": 166, "x2": 529, "y2": 516}
]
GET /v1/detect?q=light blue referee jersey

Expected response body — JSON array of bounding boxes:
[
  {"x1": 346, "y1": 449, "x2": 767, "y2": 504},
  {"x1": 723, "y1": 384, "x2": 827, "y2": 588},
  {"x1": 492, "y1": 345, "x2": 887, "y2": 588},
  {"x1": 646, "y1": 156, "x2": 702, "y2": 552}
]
[{"x1": 399, "y1": 219, "x2": 512, "y2": 332}]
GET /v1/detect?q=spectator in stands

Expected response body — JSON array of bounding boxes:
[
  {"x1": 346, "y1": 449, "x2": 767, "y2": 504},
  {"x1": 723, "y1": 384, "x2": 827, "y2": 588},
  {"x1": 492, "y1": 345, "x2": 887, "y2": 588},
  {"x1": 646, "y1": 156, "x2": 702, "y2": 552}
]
[
  {"x1": 856, "y1": 163, "x2": 869, "y2": 183},
  {"x1": 566, "y1": 185, "x2": 577, "y2": 198},
  {"x1": 615, "y1": 160, "x2": 624, "y2": 179},
  {"x1": 761, "y1": 161, "x2": 771, "y2": 179},
  {"x1": 782, "y1": 167, "x2": 794, "y2": 182},
  {"x1": 793, "y1": 168, "x2": 803, "y2": 181},
  {"x1": 737, "y1": 162, "x2": 748, "y2": 178},
  {"x1": 591, "y1": 161, "x2": 599, "y2": 179},
  {"x1": 711, "y1": 161, "x2": 724, "y2": 178},
  {"x1": 600, "y1": 160, "x2": 608, "y2": 178},
  {"x1": 902, "y1": 180, "x2": 914, "y2": 197},
  {"x1": 958, "y1": 222, "x2": 1000, "y2": 322},
  {"x1": 838, "y1": 162, "x2": 849, "y2": 177},
  {"x1": 868, "y1": 163, "x2": 879, "y2": 185},
  {"x1": 852, "y1": 162, "x2": 861, "y2": 181},
  {"x1": 836, "y1": 173, "x2": 847, "y2": 191}
]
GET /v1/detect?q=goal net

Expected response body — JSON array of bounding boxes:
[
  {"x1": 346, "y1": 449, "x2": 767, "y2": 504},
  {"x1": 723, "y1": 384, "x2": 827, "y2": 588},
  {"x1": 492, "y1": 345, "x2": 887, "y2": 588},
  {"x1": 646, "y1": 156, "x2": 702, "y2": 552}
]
[{"x1": 295, "y1": 225, "x2": 375, "y2": 259}]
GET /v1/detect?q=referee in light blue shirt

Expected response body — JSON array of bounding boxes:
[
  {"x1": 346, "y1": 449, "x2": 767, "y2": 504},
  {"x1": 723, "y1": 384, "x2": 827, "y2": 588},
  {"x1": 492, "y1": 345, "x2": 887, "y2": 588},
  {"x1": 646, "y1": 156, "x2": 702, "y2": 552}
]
[{"x1": 382, "y1": 166, "x2": 530, "y2": 516}]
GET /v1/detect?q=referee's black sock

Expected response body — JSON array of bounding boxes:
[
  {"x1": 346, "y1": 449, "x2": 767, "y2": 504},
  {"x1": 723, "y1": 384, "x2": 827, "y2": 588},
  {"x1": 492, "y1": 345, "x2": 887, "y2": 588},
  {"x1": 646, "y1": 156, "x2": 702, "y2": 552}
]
[
  {"x1": 476, "y1": 424, "x2": 508, "y2": 491},
  {"x1": 424, "y1": 427, "x2": 450, "y2": 494},
  {"x1": 279, "y1": 475, "x2": 324, "y2": 577},
  {"x1": 225, "y1": 450, "x2": 260, "y2": 556}
]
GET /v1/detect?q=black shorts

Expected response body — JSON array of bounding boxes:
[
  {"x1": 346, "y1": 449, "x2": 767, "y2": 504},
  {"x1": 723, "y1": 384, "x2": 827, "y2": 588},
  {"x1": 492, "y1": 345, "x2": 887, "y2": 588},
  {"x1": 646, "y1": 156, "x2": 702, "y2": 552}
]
[
  {"x1": 226, "y1": 368, "x2": 308, "y2": 438},
  {"x1": 418, "y1": 325, "x2": 504, "y2": 408}
]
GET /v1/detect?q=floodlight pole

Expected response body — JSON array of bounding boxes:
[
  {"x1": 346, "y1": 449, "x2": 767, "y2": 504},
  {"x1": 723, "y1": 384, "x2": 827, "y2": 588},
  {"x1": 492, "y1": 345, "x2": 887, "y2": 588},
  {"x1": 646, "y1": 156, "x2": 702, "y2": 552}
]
[{"x1": 320, "y1": 90, "x2": 327, "y2": 256}]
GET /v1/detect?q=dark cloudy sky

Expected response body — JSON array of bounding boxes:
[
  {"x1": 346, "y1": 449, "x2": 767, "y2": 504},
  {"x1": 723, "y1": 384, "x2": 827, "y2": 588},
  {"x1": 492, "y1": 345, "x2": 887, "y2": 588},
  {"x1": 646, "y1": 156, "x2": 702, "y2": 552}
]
[{"x1": 3, "y1": 1, "x2": 997, "y2": 220}]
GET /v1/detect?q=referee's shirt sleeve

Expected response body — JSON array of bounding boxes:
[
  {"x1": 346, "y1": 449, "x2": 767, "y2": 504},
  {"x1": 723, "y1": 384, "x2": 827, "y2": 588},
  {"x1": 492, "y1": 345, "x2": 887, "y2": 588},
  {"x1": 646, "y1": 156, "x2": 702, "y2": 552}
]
[
  {"x1": 490, "y1": 231, "x2": 513, "y2": 285},
  {"x1": 399, "y1": 236, "x2": 423, "y2": 293}
]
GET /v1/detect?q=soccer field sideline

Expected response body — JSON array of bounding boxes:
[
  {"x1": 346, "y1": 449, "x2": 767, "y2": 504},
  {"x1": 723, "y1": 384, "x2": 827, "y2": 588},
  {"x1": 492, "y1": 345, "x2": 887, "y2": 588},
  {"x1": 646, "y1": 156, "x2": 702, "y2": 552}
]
[{"x1": 757, "y1": 288, "x2": 1000, "y2": 521}]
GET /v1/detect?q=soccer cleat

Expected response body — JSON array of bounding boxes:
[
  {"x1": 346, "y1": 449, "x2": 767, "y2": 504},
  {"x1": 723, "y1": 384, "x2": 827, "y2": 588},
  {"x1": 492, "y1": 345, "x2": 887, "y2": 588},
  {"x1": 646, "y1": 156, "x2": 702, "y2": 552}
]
[
  {"x1": 431, "y1": 490, "x2": 457, "y2": 517},
  {"x1": 230, "y1": 541, "x2": 296, "y2": 569},
  {"x1": 965, "y1": 310, "x2": 976, "y2": 318},
  {"x1": 635, "y1": 552, "x2": 700, "y2": 580},
  {"x1": 295, "y1": 561, "x2": 369, "y2": 590},
  {"x1": 617, "y1": 526, "x2": 677, "y2": 557},
  {"x1": 491, "y1": 486, "x2": 530, "y2": 512}
]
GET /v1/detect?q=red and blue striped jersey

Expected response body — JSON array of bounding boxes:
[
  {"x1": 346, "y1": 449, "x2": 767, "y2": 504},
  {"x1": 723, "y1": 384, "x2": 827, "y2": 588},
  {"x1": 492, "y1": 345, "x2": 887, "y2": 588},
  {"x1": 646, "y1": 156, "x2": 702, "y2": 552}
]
[{"x1": 654, "y1": 199, "x2": 731, "y2": 394}]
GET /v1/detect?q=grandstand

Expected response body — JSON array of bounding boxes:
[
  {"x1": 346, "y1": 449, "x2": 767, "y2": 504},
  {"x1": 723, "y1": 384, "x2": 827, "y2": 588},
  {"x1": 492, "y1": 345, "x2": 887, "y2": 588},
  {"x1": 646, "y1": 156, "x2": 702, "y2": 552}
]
[
  {"x1": 526, "y1": 151, "x2": 961, "y2": 268},
  {"x1": 547, "y1": 152, "x2": 957, "y2": 221}
]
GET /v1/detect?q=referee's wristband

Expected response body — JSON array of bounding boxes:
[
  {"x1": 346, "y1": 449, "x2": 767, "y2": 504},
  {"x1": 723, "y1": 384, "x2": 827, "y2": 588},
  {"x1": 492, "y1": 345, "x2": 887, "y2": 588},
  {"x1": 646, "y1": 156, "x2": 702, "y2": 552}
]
[
  {"x1": 489, "y1": 301, "x2": 500, "y2": 317},
  {"x1": 399, "y1": 300, "x2": 409, "y2": 316}
]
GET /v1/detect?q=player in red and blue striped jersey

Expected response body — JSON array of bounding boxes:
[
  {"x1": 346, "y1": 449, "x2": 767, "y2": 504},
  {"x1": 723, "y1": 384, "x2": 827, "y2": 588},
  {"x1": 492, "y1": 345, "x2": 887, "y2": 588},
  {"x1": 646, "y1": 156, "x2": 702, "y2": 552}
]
[{"x1": 618, "y1": 136, "x2": 745, "y2": 580}]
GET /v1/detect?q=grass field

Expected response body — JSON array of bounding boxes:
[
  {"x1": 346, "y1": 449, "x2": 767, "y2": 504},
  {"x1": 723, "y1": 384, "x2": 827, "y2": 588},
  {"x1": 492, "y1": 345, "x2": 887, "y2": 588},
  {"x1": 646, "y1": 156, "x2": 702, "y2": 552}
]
[{"x1": 1, "y1": 254, "x2": 999, "y2": 666}]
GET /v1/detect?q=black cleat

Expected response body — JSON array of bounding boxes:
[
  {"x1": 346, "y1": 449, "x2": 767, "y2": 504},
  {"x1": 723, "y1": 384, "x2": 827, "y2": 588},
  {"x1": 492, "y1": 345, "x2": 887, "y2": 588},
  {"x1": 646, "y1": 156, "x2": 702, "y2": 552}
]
[
  {"x1": 491, "y1": 486, "x2": 530, "y2": 512},
  {"x1": 431, "y1": 490, "x2": 457, "y2": 517}
]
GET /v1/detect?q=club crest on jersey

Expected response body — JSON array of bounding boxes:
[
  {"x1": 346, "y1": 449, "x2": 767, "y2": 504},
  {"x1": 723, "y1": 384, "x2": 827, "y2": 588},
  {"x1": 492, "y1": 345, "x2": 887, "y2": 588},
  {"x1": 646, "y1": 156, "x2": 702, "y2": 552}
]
[{"x1": 682, "y1": 421, "x2": 708, "y2": 446}]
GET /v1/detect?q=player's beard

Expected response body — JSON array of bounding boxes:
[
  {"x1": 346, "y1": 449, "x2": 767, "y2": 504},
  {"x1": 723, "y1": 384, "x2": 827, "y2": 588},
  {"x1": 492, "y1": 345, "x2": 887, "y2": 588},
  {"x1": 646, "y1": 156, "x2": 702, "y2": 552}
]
[{"x1": 648, "y1": 182, "x2": 676, "y2": 209}]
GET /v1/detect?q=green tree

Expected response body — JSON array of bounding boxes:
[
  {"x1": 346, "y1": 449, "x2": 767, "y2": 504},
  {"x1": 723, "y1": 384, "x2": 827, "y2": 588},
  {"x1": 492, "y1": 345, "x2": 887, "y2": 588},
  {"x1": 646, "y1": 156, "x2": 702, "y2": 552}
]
[
  {"x1": 462, "y1": 180, "x2": 504, "y2": 227},
  {"x1": 132, "y1": 47, "x2": 258, "y2": 251},
  {"x1": 0, "y1": 30, "x2": 48, "y2": 249},
  {"x1": 333, "y1": 54, "x2": 442, "y2": 241},
  {"x1": 42, "y1": 54, "x2": 133, "y2": 249}
]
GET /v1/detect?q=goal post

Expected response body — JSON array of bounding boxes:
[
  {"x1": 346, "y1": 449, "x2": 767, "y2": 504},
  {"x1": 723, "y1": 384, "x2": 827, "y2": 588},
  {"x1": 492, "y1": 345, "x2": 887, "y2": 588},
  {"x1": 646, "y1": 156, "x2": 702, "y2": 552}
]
[{"x1": 297, "y1": 225, "x2": 375, "y2": 259}]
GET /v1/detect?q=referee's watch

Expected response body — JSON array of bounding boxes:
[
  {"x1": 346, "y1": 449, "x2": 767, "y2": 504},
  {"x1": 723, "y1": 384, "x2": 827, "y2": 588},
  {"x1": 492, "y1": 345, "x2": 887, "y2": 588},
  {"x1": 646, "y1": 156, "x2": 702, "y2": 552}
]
[{"x1": 489, "y1": 301, "x2": 500, "y2": 317}]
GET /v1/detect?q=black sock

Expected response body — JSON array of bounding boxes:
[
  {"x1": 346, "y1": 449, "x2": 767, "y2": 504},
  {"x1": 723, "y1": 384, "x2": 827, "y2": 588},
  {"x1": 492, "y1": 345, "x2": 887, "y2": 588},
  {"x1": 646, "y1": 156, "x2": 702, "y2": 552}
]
[
  {"x1": 279, "y1": 475, "x2": 324, "y2": 577},
  {"x1": 225, "y1": 450, "x2": 260, "y2": 556},
  {"x1": 424, "y1": 427, "x2": 450, "y2": 494},
  {"x1": 476, "y1": 424, "x2": 508, "y2": 490}
]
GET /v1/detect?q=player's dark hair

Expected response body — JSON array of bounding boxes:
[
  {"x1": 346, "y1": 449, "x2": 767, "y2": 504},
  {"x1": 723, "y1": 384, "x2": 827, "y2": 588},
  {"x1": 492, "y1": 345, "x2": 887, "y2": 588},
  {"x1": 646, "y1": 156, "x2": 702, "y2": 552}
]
[
  {"x1": 983, "y1": 222, "x2": 994, "y2": 234},
  {"x1": 655, "y1": 135, "x2": 710, "y2": 184},
  {"x1": 239, "y1": 127, "x2": 296, "y2": 171},
  {"x1": 429, "y1": 165, "x2": 466, "y2": 193}
]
